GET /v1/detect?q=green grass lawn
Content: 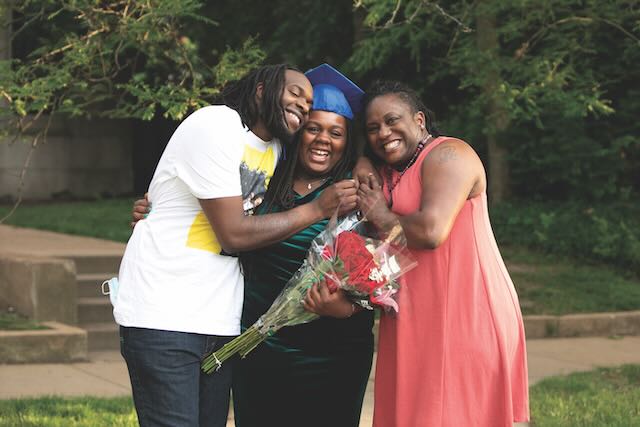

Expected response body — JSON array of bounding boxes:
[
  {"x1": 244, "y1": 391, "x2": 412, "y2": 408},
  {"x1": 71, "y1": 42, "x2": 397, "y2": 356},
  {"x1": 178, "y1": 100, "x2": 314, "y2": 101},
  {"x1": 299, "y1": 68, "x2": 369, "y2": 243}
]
[
  {"x1": 530, "y1": 364, "x2": 640, "y2": 427},
  {"x1": 1, "y1": 199, "x2": 640, "y2": 316},
  {"x1": 0, "y1": 365, "x2": 638, "y2": 426},
  {"x1": 503, "y1": 246, "x2": 640, "y2": 315},
  {"x1": 0, "y1": 199, "x2": 135, "y2": 243},
  {"x1": 0, "y1": 396, "x2": 137, "y2": 427}
]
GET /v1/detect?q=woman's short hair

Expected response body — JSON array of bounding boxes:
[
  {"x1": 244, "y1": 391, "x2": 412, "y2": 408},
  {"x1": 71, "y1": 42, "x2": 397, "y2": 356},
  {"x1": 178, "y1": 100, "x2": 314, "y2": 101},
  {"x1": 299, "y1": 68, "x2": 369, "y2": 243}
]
[{"x1": 363, "y1": 80, "x2": 440, "y2": 138}]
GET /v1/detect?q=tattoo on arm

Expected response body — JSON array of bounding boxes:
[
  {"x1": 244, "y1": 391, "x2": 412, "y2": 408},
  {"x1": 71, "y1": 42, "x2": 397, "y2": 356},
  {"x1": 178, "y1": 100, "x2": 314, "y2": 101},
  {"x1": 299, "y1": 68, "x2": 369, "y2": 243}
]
[{"x1": 438, "y1": 146, "x2": 458, "y2": 164}]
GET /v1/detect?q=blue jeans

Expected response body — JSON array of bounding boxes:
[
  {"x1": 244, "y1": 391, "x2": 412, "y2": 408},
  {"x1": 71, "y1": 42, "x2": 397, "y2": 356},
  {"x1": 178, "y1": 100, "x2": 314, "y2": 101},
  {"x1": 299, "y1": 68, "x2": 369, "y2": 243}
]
[{"x1": 120, "y1": 326, "x2": 234, "y2": 427}]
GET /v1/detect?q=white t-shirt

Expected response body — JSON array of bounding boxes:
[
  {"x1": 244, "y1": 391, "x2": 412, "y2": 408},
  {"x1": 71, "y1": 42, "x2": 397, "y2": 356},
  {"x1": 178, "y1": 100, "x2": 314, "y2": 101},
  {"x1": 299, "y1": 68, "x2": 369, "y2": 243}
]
[{"x1": 114, "y1": 105, "x2": 281, "y2": 335}]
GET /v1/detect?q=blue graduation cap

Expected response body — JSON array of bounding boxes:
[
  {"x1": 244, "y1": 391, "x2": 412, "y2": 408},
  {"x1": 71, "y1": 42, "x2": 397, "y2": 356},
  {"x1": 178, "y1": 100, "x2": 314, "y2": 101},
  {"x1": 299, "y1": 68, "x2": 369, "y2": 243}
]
[{"x1": 305, "y1": 64, "x2": 364, "y2": 120}]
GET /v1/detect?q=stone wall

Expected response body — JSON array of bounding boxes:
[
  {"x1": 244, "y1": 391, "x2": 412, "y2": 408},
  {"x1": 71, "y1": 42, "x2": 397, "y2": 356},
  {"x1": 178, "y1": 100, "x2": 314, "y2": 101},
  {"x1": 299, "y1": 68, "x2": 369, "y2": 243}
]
[{"x1": 0, "y1": 117, "x2": 134, "y2": 201}]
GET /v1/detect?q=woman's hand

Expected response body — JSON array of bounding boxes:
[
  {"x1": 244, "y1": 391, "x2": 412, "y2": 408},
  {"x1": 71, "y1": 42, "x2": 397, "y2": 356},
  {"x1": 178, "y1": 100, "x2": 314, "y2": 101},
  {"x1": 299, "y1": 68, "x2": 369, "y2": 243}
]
[
  {"x1": 352, "y1": 157, "x2": 381, "y2": 188},
  {"x1": 312, "y1": 179, "x2": 358, "y2": 218},
  {"x1": 131, "y1": 193, "x2": 150, "y2": 229},
  {"x1": 357, "y1": 174, "x2": 397, "y2": 231},
  {"x1": 303, "y1": 283, "x2": 355, "y2": 319}
]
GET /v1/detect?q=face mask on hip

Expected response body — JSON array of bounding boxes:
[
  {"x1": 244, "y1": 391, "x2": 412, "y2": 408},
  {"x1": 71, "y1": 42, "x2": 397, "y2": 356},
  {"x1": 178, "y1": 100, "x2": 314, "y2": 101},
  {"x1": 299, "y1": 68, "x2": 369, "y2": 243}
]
[{"x1": 101, "y1": 277, "x2": 119, "y2": 306}]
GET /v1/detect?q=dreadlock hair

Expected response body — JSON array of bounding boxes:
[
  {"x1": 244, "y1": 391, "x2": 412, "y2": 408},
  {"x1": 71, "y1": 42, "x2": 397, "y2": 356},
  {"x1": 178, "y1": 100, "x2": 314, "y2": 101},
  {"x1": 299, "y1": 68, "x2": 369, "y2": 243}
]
[
  {"x1": 220, "y1": 64, "x2": 300, "y2": 137},
  {"x1": 262, "y1": 116, "x2": 358, "y2": 212},
  {"x1": 362, "y1": 80, "x2": 440, "y2": 163}
]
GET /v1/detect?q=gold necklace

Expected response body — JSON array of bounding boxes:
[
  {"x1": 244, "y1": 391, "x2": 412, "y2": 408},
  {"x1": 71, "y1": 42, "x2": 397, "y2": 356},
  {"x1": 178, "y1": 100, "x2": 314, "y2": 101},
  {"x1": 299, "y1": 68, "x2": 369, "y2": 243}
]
[{"x1": 303, "y1": 177, "x2": 328, "y2": 190}]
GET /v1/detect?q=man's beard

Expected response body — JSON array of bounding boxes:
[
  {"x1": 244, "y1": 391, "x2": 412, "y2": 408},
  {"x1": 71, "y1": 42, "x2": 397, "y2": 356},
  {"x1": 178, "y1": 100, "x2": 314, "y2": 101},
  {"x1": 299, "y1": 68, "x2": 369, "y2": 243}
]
[{"x1": 268, "y1": 109, "x2": 295, "y2": 145}]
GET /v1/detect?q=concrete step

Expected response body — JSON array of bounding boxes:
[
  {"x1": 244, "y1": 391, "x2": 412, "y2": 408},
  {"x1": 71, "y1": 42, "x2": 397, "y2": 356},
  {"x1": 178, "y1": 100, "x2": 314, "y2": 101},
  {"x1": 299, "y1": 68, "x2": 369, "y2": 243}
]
[
  {"x1": 0, "y1": 322, "x2": 88, "y2": 363},
  {"x1": 84, "y1": 322, "x2": 120, "y2": 351},
  {"x1": 77, "y1": 297, "x2": 113, "y2": 324},
  {"x1": 68, "y1": 255, "x2": 121, "y2": 275},
  {"x1": 77, "y1": 273, "x2": 117, "y2": 298}
]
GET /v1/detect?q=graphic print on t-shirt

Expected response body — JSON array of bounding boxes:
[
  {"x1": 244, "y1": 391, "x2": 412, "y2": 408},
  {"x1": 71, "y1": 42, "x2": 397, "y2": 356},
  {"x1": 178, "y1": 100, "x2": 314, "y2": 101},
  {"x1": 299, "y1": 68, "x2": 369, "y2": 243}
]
[
  {"x1": 241, "y1": 144, "x2": 276, "y2": 215},
  {"x1": 186, "y1": 143, "x2": 277, "y2": 254}
]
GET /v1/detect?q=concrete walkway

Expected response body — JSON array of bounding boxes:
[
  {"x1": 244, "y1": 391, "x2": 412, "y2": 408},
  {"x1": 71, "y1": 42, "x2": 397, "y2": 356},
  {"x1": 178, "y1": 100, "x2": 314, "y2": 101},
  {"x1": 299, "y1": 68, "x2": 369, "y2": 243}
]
[
  {"x1": 0, "y1": 224, "x2": 125, "y2": 258},
  {"x1": 2, "y1": 336, "x2": 640, "y2": 426}
]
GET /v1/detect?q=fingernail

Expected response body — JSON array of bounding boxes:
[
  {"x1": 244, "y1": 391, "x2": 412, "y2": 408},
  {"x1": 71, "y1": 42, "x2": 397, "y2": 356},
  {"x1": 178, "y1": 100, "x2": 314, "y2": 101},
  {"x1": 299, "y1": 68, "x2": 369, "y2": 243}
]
[{"x1": 144, "y1": 213, "x2": 149, "y2": 218}]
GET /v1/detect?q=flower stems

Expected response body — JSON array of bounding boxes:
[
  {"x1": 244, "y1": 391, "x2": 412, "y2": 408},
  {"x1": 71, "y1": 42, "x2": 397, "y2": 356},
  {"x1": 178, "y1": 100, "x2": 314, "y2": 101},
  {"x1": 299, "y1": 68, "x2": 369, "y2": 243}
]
[
  {"x1": 201, "y1": 326, "x2": 264, "y2": 373},
  {"x1": 201, "y1": 262, "x2": 335, "y2": 374}
]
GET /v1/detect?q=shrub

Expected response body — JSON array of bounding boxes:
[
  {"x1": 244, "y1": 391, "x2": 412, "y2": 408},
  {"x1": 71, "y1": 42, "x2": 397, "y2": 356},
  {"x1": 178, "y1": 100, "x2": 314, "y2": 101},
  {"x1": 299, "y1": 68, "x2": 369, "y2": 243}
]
[{"x1": 491, "y1": 200, "x2": 640, "y2": 275}]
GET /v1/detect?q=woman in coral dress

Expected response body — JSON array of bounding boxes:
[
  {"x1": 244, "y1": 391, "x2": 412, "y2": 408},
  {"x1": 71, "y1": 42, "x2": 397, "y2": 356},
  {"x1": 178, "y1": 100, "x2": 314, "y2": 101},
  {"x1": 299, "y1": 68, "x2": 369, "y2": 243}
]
[{"x1": 357, "y1": 81, "x2": 530, "y2": 427}]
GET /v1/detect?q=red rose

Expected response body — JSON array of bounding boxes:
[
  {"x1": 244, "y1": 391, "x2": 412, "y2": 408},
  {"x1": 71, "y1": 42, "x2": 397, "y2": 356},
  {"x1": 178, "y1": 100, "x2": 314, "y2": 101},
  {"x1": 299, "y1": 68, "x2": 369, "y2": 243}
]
[{"x1": 335, "y1": 231, "x2": 378, "y2": 294}]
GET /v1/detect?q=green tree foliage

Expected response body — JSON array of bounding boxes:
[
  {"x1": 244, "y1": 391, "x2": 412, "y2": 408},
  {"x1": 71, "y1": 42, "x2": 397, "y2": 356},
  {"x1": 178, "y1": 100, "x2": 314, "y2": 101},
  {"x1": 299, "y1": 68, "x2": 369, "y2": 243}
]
[
  {"x1": 187, "y1": 0, "x2": 355, "y2": 70},
  {"x1": 1, "y1": 0, "x2": 638, "y2": 203},
  {"x1": 0, "y1": 0, "x2": 264, "y2": 134},
  {"x1": 347, "y1": 0, "x2": 640, "y2": 201}
]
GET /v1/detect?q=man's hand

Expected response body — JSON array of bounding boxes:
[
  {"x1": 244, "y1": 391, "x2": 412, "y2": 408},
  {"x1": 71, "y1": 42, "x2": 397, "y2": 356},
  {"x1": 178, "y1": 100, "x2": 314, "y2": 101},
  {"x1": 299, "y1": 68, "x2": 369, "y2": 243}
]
[{"x1": 131, "y1": 193, "x2": 150, "y2": 229}]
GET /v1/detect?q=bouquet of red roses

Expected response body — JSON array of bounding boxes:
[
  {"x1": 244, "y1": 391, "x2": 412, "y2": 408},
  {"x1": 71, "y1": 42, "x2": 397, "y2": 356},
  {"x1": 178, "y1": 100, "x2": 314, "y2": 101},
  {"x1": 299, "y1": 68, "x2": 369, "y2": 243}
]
[{"x1": 201, "y1": 213, "x2": 416, "y2": 374}]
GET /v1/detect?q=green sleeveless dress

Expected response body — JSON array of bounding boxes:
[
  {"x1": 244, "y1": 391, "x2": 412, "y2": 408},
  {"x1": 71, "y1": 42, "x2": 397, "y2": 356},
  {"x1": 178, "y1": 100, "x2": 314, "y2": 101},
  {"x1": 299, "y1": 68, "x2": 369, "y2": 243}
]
[{"x1": 233, "y1": 182, "x2": 375, "y2": 427}]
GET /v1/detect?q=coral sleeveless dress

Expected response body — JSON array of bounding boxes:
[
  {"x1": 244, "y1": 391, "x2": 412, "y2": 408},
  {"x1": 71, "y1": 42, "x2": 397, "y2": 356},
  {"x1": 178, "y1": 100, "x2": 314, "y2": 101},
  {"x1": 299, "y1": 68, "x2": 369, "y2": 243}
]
[{"x1": 373, "y1": 137, "x2": 529, "y2": 427}]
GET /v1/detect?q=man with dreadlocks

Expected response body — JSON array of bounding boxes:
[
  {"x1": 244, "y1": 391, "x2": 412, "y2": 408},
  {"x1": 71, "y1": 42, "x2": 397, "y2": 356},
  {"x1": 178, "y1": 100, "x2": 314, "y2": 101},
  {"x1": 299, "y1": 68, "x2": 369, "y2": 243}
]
[{"x1": 113, "y1": 64, "x2": 358, "y2": 427}]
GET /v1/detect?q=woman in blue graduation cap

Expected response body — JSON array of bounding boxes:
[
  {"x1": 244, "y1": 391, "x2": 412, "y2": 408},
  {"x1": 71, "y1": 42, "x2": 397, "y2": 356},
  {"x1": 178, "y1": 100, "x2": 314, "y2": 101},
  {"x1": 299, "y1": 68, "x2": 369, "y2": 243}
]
[{"x1": 233, "y1": 64, "x2": 374, "y2": 427}]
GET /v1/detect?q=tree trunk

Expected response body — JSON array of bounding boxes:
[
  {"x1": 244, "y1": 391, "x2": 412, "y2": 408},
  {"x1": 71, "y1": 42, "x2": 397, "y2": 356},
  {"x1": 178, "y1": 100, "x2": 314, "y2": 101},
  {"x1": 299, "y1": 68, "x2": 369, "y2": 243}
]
[
  {"x1": 0, "y1": 1, "x2": 10, "y2": 61},
  {"x1": 476, "y1": 2, "x2": 510, "y2": 204},
  {"x1": 1, "y1": 1, "x2": 12, "y2": 114}
]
